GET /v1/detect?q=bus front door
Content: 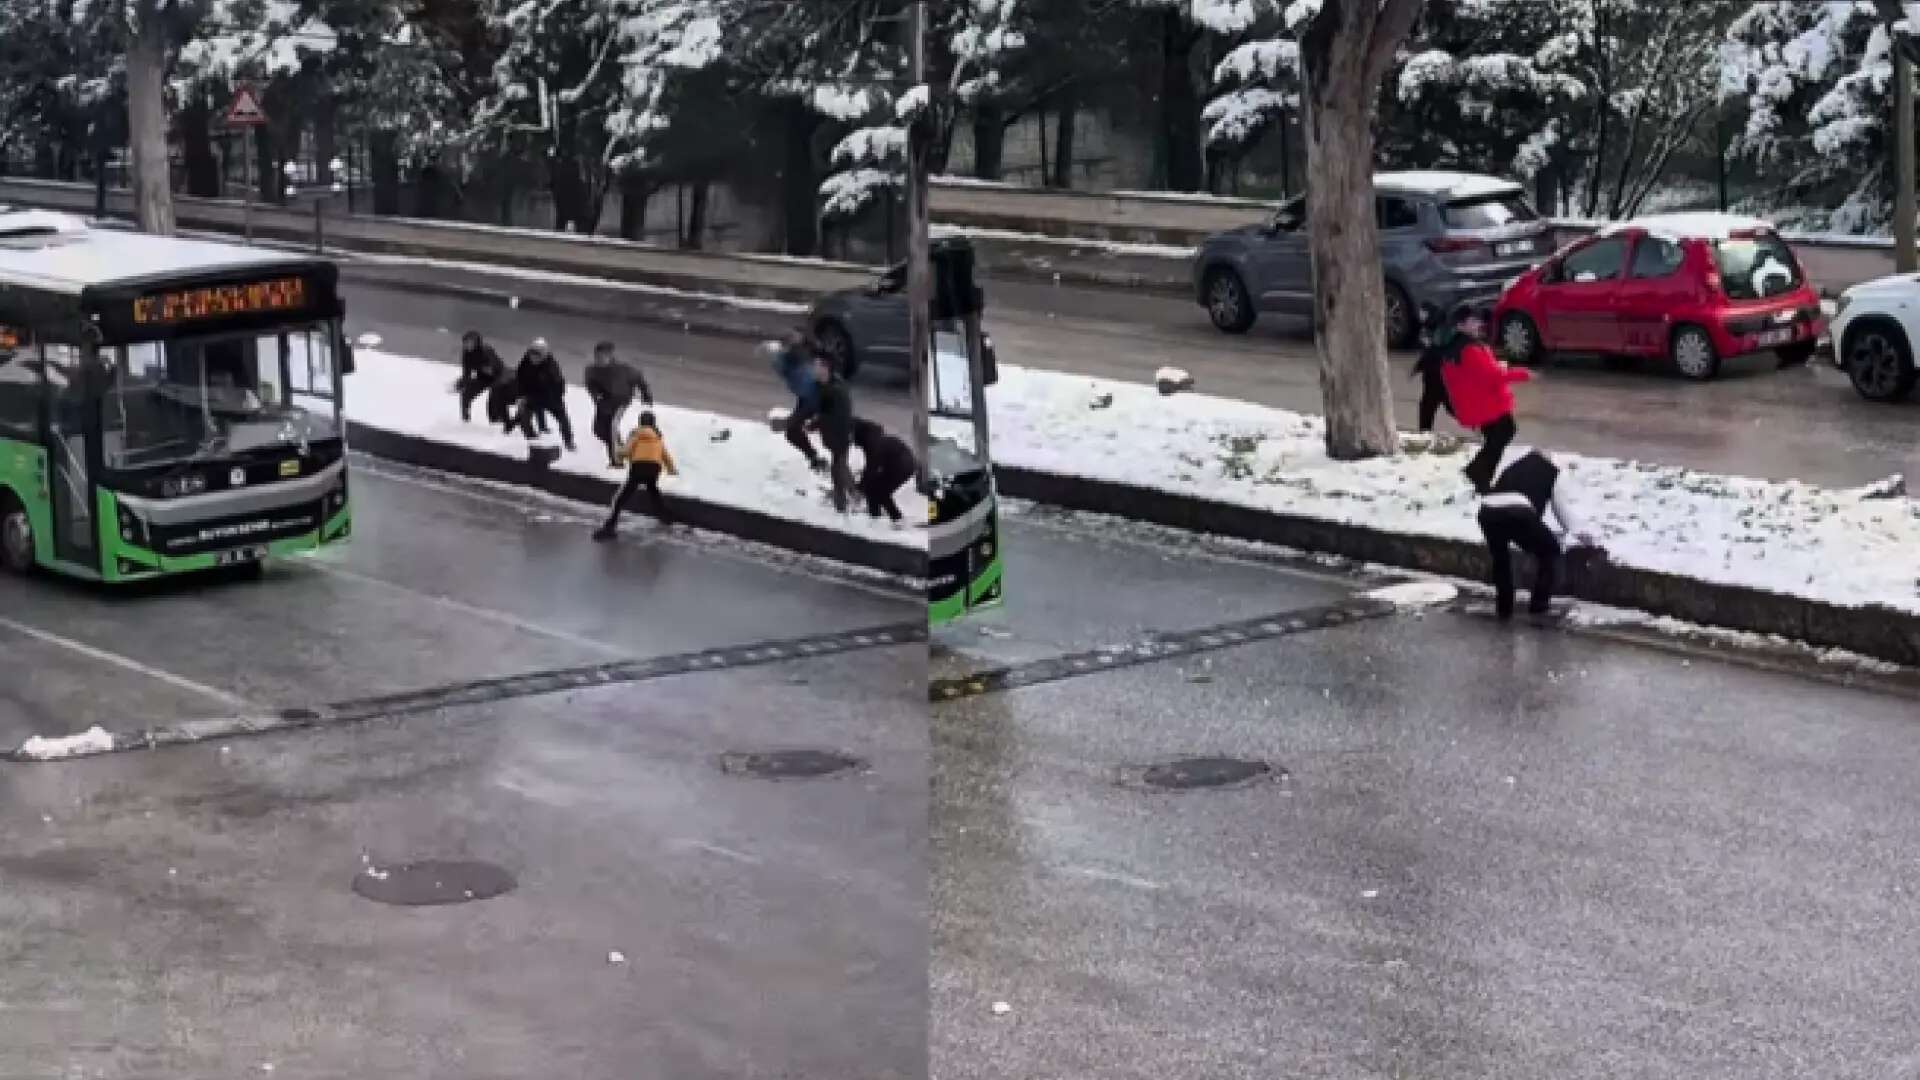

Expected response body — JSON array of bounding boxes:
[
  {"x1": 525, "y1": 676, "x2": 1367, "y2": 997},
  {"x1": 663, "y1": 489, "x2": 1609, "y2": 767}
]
[{"x1": 42, "y1": 345, "x2": 98, "y2": 571}]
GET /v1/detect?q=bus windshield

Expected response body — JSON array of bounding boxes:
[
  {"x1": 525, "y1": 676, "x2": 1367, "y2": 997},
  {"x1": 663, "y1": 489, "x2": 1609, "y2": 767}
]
[{"x1": 103, "y1": 323, "x2": 341, "y2": 469}]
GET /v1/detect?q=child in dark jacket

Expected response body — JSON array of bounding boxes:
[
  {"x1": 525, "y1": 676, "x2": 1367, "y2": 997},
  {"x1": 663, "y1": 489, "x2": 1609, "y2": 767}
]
[
  {"x1": 852, "y1": 418, "x2": 915, "y2": 523},
  {"x1": 594, "y1": 412, "x2": 678, "y2": 540},
  {"x1": 1437, "y1": 303, "x2": 1532, "y2": 492}
]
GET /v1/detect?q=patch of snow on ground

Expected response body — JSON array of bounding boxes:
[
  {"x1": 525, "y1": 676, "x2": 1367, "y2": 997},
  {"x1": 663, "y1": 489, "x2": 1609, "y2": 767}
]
[
  {"x1": 936, "y1": 365, "x2": 1920, "y2": 615},
  {"x1": 1566, "y1": 604, "x2": 1910, "y2": 675},
  {"x1": 930, "y1": 223, "x2": 1200, "y2": 260},
  {"x1": 348, "y1": 351, "x2": 923, "y2": 552},
  {"x1": 351, "y1": 253, "x2": 809, "y2": 315},
  {"x1": 1365, "y1": 581, "x2": 1460, "y2": 607},
  {"x1": 16, "y1": 725, "x2": 115, "y2": 760}
]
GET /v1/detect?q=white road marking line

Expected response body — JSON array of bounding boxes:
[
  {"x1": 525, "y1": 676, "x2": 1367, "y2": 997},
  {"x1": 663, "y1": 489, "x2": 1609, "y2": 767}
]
[
  {"x1": 1061, "y1": 864, "x2": 1166, "y2": 892},
  {"x1": 299, "y1": 561, "x2": 627, "y2": 659},
  {"x1": 668, "y1": 839, "x2": 762, "y2": 866},
  {"x1": 353, "y1": 459, "x2": 912, "y2": 601},
  {"x1": 0, "y1": 614, "x2": 255, "y2": 711}
]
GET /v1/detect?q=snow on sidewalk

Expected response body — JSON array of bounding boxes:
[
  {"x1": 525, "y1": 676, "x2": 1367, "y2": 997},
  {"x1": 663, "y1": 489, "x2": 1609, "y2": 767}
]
[
  {"x1": 939, "y1": 365, "x2": 1920, "y2": 614},
  {"x1": 348, "y1": 350, "x2": 923, "y2": 551}
]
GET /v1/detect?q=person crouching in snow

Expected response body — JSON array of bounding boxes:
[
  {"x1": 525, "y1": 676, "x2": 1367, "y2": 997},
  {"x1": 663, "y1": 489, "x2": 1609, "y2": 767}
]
[
  {"x1": 1437, "y1": 302, "x2": 1531, "y2": 491},
  {"x1": 594, "y1": 412, "x2": 677, "y2": 541},
  {"x1": 1477, "y1": 444, "x2": 1598, "y2": 620},
  {"x1": 456, "y1": 332, "x2": 505, "y2": 422},
  {"x1": 852, "y1": 418, "x2": 915, "y2": 524}
]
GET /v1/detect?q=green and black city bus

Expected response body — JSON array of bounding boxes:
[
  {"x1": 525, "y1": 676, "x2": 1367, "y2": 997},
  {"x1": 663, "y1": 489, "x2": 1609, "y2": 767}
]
[{"x1": 0, "y1": 211, "x2": 351, "y2": 582}]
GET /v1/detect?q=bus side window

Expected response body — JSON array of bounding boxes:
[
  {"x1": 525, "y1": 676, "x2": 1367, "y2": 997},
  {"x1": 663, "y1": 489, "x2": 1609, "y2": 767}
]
[
  {"x1": 0, "y1": 343, "x2": 36, "y2": 439},
  {"x1": 124, "y1": 342, "x2": 165, "y2": 380}
]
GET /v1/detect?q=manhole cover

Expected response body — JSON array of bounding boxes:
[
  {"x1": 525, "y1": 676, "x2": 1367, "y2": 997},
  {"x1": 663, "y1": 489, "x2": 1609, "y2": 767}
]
[
  {"x1": 351, "y1": 859, "x2": 517, "y2": 906},
  {"x1": 718, "y1": 749, "x2": 865, "y2": 779},
  {"x1": 1134, "y1": 757, "x2": 1275, "y2": 791}
]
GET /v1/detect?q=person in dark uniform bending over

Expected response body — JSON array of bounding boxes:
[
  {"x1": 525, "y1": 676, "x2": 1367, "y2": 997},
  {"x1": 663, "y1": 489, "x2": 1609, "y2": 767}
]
[
  {"x1": 456, "y1": 332, "x2": 506, "y2": 422},
  {"x1": 1477, "y1": 444, "x2": 1599, "y2": 620},
  {"x1": 851, "y1": 418, "x2": 915, "y2": 524}
]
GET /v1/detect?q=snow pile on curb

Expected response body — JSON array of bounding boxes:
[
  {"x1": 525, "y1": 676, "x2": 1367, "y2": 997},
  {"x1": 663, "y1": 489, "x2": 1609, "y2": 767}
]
[
  {"x1": 16, "y1": 725, "x2": 115, "y2": 761},
  {"x1": 347, "y1": 350, "x2": 924, "y2": 550},
  {"x1": 941, "y1": 365, "x2": 1920, "y2": 613}
]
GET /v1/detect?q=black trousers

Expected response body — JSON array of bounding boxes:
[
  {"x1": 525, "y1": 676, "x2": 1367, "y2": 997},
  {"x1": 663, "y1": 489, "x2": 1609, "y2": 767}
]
[
  {"x1": 592, "y1": 398, "x2": 631, "y2": 463},
  {"x1": 785, "y1": 397, "x2": 821, "y2": 462},
  {"x1": 604, "y1": 462, "x2": 667, "y2": 529},
  {"x1": 824, "y1": 443, "x2": 853, "y2": 514},
  {"x1": 860, "y1": 464, "x2": 909, "y2": 521},
  {"x1": 516, "y1": 396, "x2": 574, "y2": 445},
  {"x1": 1478, "y1": 504, "x2": 1560, "y2": 617},
  {"x1": 1464, "y1": 413, "x2": 1517, "y2": 491},
  {"x1": 459, "y1": 378, "x2": 489, "y2": 420},
  {"x1": 1416, "y1": 377, "x2": 1454, "y2": 433}
]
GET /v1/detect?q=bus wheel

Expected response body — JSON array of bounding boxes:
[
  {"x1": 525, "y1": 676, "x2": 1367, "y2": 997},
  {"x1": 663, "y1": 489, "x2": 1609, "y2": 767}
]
[{"x1": 0, "y1": 495, "x2": 34, "y2": 574}]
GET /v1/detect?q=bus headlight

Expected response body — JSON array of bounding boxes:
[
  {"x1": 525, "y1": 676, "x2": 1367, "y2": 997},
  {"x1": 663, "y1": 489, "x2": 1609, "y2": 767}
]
[{"x1": 116, "y1": 503, "x2": 149, "y2": 547}]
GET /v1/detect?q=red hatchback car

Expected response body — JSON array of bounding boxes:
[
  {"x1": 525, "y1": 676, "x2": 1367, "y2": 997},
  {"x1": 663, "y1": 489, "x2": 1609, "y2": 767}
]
[{"x1": 1491, "y1": 213, "x2": 1824, "y2": 380}]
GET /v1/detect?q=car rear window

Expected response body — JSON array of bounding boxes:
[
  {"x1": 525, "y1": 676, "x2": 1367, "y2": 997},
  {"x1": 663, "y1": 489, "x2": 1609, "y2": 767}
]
[
  {"x1": 1713, "y1": 234, "x2": 1802, "y2": 299},
  {"x1": 1441, "y1": 194, "x2": 1539, "y2": 229}
]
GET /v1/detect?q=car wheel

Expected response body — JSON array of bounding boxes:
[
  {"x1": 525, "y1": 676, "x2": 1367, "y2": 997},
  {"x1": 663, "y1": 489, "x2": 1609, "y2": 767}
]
[
  {"x1": 0, "y1": 493, "x2": 34, "y2": 575},
  {"x1": 1204, "y1": 269, "x2": 1256, "y2": 334},
  {"x1": 1844, "y1": 322, "x2": 1918, "y2": 402},
  {"x1": 814, "y1": 321, "x2": 858, "y2": 380},
  {"x1": 1384, "y1": 283, "x2": 1416, "y2": 350},
  {"x1": 1670, "y1": 325, "x2": 1720, "y2": 381},
  {"x1": 1497, "y1": 312, "x2": 1542, "y2": 366}
]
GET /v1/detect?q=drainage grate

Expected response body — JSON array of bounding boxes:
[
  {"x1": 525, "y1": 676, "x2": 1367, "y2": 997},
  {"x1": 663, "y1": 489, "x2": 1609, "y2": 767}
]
[
  {"x1": 1129, "y1": 757, "x2": 1276, "y2": 791},
  {"x1": 352, "y1": 859, "x2": 517, "y2": 906},
  {"x1": 719, "y1": 749, "x2": 866, "y2": 779}
]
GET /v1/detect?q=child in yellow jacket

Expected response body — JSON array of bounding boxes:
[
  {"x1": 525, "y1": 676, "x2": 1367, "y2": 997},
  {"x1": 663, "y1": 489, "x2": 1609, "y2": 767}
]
[{"x1": 594, "y1": 412, "x2": 678, "y2": 540}]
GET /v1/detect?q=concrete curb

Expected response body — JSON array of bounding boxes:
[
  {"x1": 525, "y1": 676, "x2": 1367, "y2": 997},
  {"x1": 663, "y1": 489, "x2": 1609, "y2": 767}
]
[
  {"x1": 344, "y1": 422, "x2": 926, "y2": 580},
  {"x1": 995, "y1": 465, "x2": 1920, "y2": 669},
  {"x1": 337, "y1": 265, "x2": 792, "y2": 343}
]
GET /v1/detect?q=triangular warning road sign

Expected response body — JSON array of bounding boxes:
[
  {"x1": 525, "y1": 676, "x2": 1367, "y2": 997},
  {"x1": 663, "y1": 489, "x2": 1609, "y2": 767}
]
[{"x1": 226, "y1": 85, "x2": 268, "y2": 127}]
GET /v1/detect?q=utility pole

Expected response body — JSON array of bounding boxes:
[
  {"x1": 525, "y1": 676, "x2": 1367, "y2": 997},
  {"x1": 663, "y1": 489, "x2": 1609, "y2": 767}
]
[
  {"x1": 906, "y1": 0, "x2": 931, "y2": 483},
  {"x1": 1898, "y1": 34, "x2": 1916, "y2": 271}
]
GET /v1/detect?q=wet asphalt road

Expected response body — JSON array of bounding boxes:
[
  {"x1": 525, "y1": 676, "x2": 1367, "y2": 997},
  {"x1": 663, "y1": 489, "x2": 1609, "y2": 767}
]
[
  {"x1": 340, "y1": 278, "x2": 914, "y2": 436},
  {"x1": 0, "y1": 462, "x2": 924, "y2": 1079},
  {"x1": 979, "y1": 280, "x2": 1919, "y2": 490},
  {"x1": 930, "y1": 504, "x2": 1920, "y2": 1080}
]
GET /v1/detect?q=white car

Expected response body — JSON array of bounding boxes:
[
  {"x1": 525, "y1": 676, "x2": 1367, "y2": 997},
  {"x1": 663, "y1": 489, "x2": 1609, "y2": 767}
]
[{"x1": 1828, "y1": 274, "x2": 1920, "y2": 402}]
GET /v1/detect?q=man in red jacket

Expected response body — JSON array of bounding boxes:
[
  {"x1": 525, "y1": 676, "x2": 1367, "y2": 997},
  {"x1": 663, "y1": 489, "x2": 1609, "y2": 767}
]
[{"x1": 1438, "y1": 303, "x2": 1532, "y2": 492}]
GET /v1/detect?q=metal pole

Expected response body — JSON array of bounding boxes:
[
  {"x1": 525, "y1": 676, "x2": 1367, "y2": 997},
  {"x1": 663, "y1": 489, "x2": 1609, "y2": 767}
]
[
  {"x1": 907, "y1": 0, "x2": 931, "y2": 486},
  {"x1": 1715, "y1": 108, "x2": 1728, "y2": 211},
  {"x1": 314, "y1": 197, "x2": 323, "y2": 254},
  {"x1": 1897, "y1": 37, "x2": 1916, "y2": 272},
  {"x1": 243, "y1": 136, "x2": 254, "y2": 246}
]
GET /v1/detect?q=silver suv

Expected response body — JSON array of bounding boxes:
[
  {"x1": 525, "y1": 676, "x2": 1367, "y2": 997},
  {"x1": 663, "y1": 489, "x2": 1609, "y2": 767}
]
[{"x1": 1192, "y1": 171, "x2": 1553, "y2": 348}]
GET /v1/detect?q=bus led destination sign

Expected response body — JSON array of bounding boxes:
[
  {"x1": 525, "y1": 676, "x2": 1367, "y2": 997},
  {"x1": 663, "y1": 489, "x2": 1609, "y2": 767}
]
[{"x1": 131, "y1": 277, "x2": 308, "y2": 326}]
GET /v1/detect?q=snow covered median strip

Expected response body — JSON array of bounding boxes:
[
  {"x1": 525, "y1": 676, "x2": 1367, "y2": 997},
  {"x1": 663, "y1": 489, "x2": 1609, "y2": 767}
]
[
  {"x1": 346, "y1": 350, "x2": 924, "y2": 571},
  {"x1": 941, "y1": 365, "x2": 1920, "y2": 658}
]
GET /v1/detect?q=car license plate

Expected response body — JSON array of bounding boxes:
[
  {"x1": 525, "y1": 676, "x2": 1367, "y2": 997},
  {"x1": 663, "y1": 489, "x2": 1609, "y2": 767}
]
[
  {"x1": 1495, "y1": 240, "x2": 1533, "y2": 257},
  {"x1": 1757, "y1": 329, "x2": 1794, "y2": 347},
  {"x1": 215, "y1": 546, "x2": 267, "y2": 566}
]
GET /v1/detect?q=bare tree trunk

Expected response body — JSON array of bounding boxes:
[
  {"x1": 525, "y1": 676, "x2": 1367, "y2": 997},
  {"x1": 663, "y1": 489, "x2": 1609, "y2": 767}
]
[
  {"x1": 1158, "y1": 12, "x2": 1204, "y2": 191},
  {"x1": 370, "y1": 131, "x2": 401, "y2": 215},
  {"x1": 781, "y1": 98, "x2": 822, "y2": 256},
  {"x1": 680, "y1": 179, "x2": 709, "y2": 249},
  {"x1": 180, "y1": 90, "x2": 220, "y2": 197},
  {"x1": 972, "y1": 104, "x2": 1005, "y2": 180},
  {"x1": 1051, "y1": 83, "x2": 1079, "y2": 189},
  {"x1": 314, "y1": 98, "x2": 337, "y2": 186},
  {"x1": 618, "y1": 171, "x2": 654, "y2": 240},
  {"x1": 125, "y1": 25, "x2": 174, "y2": 234},
  {"x1": 907, "y1": 0, "x2": 930, "y2": 486},
  {"x1": 1300, "y1": 0, "x2": 1424, "y2": 461}
]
